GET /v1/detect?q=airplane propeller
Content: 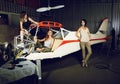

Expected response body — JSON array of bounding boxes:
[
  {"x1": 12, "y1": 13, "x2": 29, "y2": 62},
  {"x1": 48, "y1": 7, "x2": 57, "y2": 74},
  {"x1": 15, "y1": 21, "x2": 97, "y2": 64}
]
[{"x1": 36, "y1": 5, "x2": 65, "y2": 12}]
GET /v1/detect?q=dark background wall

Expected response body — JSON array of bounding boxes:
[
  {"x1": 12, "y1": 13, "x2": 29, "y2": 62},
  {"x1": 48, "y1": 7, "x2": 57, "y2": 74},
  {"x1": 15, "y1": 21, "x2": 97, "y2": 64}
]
[
  {"x1": 39, "y1": 0, "x2": 111, "y2": 30},
  {"x1": 39, "y1": 0, "x2": 120, "y2": 49},
  {"x1": 0, "y1": 0, "x2": 120, "y2": 48}
]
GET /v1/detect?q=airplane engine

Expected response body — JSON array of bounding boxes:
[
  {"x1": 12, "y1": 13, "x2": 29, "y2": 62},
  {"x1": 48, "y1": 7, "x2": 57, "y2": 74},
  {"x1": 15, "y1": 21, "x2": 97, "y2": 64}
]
[{"x1": 0, "y1": 42, "x2": 13, "y2": 66}]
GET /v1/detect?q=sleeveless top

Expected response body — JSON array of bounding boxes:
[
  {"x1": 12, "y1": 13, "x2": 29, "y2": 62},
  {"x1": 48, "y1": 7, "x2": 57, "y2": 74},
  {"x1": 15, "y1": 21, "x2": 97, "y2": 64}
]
[
  {"x1": 23, "y1": 19, "x2": 31, "y2": 30},
  {"x1": 80, "y1": 28, "x2": 90, "y2": 42},
  {"x1": 44, "y1": 39, "x2": 53, "y2": 48}
]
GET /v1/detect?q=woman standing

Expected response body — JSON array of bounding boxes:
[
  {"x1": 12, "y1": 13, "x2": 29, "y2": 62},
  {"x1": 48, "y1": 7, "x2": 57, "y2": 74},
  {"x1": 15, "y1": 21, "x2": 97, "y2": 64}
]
[{"x1": 76, "y1": 19, "x2": 92, "y2": 67}]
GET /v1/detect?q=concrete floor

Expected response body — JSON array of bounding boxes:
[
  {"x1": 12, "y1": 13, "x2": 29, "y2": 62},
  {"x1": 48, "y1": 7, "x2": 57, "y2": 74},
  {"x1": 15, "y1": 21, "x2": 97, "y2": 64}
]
[
  {"x1": 41, "y1": 50, "x2": 120, "y2": 84},
  {"x1": 39, "y1": 44, "x2": 120, "y2": 84},
  {"x1": 8, "y1": 44, "x2": 120, "y2": 84}
]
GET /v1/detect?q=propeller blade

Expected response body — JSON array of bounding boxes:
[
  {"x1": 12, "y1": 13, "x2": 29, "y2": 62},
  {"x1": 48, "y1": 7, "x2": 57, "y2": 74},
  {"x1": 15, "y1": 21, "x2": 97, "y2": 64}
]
[
  {"x1": 36, "y1": 5, "x2": 64, "y2": 12},
  {"x1": 36, "y1": 7, "x2": 51, "y2": 12},
  {"x1": 51, "y1": 5, "x2": 64, "y2": 10}
]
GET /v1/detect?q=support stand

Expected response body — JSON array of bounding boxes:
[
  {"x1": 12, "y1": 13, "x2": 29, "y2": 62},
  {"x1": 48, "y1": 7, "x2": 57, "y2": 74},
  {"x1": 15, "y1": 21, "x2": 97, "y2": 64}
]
[{"x1": 36, "y1": 60, "x2": 42, "y2": 80}]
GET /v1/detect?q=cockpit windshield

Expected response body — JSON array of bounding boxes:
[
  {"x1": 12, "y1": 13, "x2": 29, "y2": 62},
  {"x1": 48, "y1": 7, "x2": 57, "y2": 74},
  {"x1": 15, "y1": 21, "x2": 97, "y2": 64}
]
[
  {"x1": 62, "y1": 29, "x2": 69, "y2": 38},
  {"x1": 53, "y1": 31, "x2": 62, "y2": 39},
  {"x1": 52, "y1": 28, "x2": 69, "y2": 39}
]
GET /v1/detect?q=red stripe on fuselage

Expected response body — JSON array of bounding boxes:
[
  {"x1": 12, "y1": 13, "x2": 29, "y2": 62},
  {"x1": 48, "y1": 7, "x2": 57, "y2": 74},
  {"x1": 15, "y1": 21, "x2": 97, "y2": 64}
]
[
  {"x1": 59, "y1": 37, "x2": 107, "y2": 47},
  {"x1": 90, "y1": 37, "x2": 107, "y2": 41},
  {"x1": 59, "y1": 40, "x2": 80, "y2": 46}
]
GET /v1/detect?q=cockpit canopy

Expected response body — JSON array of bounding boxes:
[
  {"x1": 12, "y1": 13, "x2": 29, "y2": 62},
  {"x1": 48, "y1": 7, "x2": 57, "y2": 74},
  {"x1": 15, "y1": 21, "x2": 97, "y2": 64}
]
[{"x1": 52, "y1": 28, "x2": 70, "y2": 39}]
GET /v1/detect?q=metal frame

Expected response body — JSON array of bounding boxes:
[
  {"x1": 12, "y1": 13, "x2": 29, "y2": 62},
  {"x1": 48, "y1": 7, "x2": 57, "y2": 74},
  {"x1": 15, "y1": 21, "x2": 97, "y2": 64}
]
[
  {"x1": 13, "y1": 27, "x2": 62, "y2": 80},
  {"x1": 14, "y1": 34, "x2": 42, "y2": 79}
]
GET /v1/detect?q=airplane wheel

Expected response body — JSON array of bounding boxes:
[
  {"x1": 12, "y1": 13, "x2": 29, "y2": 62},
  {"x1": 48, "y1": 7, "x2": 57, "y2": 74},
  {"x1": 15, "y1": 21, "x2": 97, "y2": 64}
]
[
  {"x1": 2, "y1": 52, "x2": 9, "y2": 62},
  {"x1": 0, "y1": 42, "x2": 13, "y2": 64}
]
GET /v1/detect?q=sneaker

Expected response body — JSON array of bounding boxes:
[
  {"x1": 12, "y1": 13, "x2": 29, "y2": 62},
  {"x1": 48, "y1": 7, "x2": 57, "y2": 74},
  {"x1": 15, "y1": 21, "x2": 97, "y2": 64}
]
[
  {"x1": 22, "y1": 52, "x2": 29, "y2": 57},
  {"x1": 22, "y1": 52, "x2": 28, "y2": 55}
]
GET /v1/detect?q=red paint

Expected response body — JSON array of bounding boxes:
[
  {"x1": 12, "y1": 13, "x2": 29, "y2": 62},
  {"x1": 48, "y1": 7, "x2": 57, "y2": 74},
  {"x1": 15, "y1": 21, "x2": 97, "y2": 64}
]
[{"x1": 58, "y1": 37, "x2": 108, "y2": 47}]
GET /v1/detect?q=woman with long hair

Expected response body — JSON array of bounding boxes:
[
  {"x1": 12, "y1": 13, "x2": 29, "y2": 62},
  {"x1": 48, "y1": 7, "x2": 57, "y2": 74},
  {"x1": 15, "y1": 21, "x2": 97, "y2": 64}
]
[
  {"x1": 76, "y1": 19, "x2": 92, "y2": 67},
  {"x1": 35, "y1": 30, "x2": 54, "y2": 52},
  {"x1": 19, "y1": 11, "x2": 38, "y2": 47}
]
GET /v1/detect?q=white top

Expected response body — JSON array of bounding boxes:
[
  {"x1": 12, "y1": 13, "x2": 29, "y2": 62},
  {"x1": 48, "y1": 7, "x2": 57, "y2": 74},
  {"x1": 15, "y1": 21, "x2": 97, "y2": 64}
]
[
  {"x1": 80, "y1": 28, "x2": 90, "y2": 42},
  {"x1": 44, "y1": 39, "x2": 53, "y2": 48}
]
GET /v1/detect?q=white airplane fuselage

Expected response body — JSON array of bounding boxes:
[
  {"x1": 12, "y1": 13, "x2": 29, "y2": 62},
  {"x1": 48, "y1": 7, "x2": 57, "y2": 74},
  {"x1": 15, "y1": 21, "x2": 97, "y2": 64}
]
[
  {"x1": 23, "y1": 18, "x2": 108, "y2": 60},
  {"x1": 25, "y1": 31, "x2": 107, "y2": 60}
]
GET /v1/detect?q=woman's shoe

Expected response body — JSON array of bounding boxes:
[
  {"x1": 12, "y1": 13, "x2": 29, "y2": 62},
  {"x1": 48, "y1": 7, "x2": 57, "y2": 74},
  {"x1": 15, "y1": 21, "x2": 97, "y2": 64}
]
[
  {"x1": 82, "y1": 60, "x2": 85, "y2": 67},
  {"x1": 82, "y1": 60, "x2": 88, "y2": 68},
  {"x1": 82, "y1": 62, "x2": 85, "y2": 67},
  {"x1": 22, "y1": 52, "x2": 27, "y2": 55},
  {"x1": 22, "y1": 52, "x2": 29, "y2": 57},
  {"x1": 24, "y1": 53, "x2": 29, "y2": 57},
  {"x1": 85, "y1": 63, "x2": 88, "y2": 68}
]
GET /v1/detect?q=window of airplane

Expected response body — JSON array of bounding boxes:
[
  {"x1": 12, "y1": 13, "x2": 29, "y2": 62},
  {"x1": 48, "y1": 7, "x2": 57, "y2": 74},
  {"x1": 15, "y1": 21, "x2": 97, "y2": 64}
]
[
  {"x1": 53, "y1": 28, "x2": 69, "y2": 39},
  {"x1": 0, "y1": 14, "x2": 8, "y2": 25},
  {"x1": 62, "y1": 30, "x2": 69, "y2": 38},
  {"x1": 53, "y1": 31, "x2": 62, "y2": 39}
]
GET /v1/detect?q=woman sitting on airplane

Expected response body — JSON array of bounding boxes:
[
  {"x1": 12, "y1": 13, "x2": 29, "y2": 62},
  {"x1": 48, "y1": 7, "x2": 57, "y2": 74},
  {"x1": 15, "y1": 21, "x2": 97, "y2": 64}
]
[
  {"x1": 22, "y1": 30, "x2": 54, "y2": 56},
  {"x1": 35, "y1": 30, "x2": 54, "y2": 52}
]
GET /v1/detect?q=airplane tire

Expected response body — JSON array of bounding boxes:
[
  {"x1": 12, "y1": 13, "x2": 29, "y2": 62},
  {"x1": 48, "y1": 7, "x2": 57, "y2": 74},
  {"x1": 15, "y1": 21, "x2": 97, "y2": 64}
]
[{"x1": 0, "y1": 42, "x2": 13, "y2": 65}]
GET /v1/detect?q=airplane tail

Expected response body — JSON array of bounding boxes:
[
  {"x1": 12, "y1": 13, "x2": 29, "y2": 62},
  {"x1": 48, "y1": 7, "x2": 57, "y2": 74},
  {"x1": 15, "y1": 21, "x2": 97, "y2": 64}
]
[{"x1": 96, "y1": 17, "x2": 108, "y2": 35}]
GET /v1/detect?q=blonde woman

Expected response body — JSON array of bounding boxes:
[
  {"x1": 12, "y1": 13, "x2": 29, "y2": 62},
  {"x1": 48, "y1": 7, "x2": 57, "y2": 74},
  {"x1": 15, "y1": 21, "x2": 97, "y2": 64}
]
[{"x1": 35, "y1": 30, "x2": 54, "y2": 52}]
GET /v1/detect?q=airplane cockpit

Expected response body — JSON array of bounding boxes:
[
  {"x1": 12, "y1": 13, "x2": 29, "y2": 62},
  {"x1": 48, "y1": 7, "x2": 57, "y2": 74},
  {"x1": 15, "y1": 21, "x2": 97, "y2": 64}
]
[
  {"x1": 14, "y1": 21, "x2": 65, "y2": 58},
  {"x1": 52, "y1": 28, "x2": 70, "y2": 39}
]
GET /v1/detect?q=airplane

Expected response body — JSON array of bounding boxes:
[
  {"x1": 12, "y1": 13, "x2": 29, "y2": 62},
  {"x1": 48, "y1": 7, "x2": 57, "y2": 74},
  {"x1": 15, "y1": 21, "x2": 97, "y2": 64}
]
[
  {"x1": 15, "y1": 17, "x2": 109, "y2": 79},
  {"x1": 25, "y1": 17, "x2": 109, "y2": 60}
]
